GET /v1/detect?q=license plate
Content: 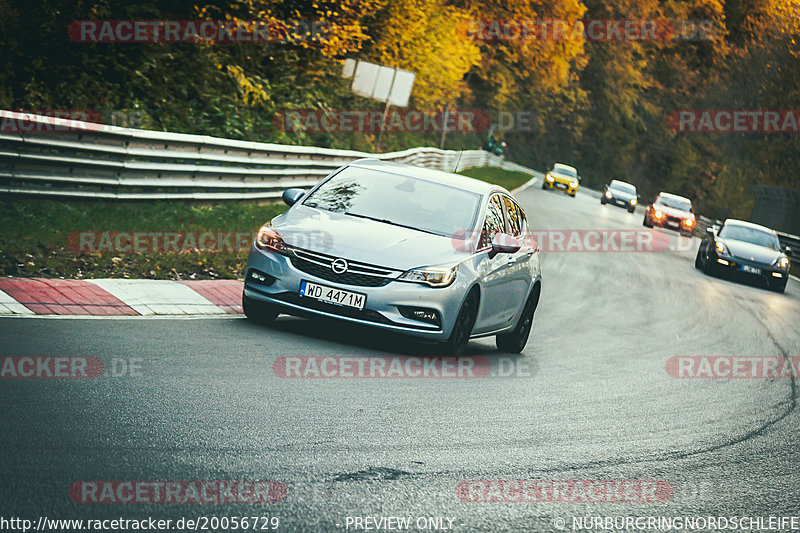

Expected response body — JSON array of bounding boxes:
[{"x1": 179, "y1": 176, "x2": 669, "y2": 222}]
[
  {"x1": 741, "y1": 265, "x2": 762, "y2": 275},
  {"x1": 299, "y1": 281, "x2": 366, "y2": 310},
  {"x1": 667, "y1": 221, "x2": 679, "y2": 227}
]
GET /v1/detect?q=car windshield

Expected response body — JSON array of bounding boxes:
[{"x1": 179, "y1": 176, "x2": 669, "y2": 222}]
[
  {"x1": 302, "y1": 167, "x2": 481, "y2": 238},
  {"x1": 719, "y1": 225, "x2": 780, "y2": 250},
  {"x1": 610, "y1": 182, "x2": 636, "y2": 194},
  {"x1": 656, "y1": 196, "x2": 692, "y2": 211},
  {"x1": 553, "y1": 166, "x2": 577, "y2": 178}
]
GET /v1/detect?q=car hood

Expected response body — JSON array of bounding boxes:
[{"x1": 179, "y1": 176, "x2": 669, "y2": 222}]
[
  {"x1": 721, "y1": 238, "x2": 781, "y2": 264},
  {"x1": 653, "y1": 204, "x2": 692, "y2": 219},
  {"x1": 272, "y1": 206, "x2": 470, "y2": 271},
  {"x1": 551, "y1": 172, "x2": 576, "y2": 183},
  {"x1": 609, "y1": 189, "x2": 635, "y2": 201}
]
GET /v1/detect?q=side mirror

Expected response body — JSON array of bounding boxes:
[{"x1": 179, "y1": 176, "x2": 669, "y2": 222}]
[
  {"x1": 784, "y1": 246, "x2": 792, "y2": 255},
  {"x1": 577, "y1": 176, "x2": 582, "y2": 183},
  {"x1": 488, "y1": 233, "x2": 521, "y2": 259},
  {"x1": 282, "y1": 188, "x2": 306, "y2": 207},
  {"x1": 705, "y1": 227, "x2": 715, "y2": 236}
]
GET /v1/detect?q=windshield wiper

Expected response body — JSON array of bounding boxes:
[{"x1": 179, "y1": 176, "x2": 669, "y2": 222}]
[{"x1": 344, "y1": 212, "x2": 444, "y2": 237}]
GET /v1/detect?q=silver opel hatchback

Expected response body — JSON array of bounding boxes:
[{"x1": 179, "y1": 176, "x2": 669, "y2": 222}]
[{"x1": 243, "y1": 159, "x2": 542, "y2": 354}]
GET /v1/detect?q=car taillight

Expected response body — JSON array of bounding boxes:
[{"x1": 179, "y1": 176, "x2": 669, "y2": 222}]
[{"x1": 256, "y1": 224, "x2": 287, "y2": 253}]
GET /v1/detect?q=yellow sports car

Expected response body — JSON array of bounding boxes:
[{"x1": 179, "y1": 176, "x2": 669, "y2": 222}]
[{"x1": 542, "y1": 163, "x2": 580, "y2": 197}]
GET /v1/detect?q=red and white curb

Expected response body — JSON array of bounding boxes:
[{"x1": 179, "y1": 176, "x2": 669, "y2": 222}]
[{"x1": 0, "y1": 278, "x2": 242, "y2": 316}]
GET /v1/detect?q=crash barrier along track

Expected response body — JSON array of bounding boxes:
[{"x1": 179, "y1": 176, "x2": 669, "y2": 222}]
[{"x1": 0, "y1": 110, "x2": 540, "y2": 201}]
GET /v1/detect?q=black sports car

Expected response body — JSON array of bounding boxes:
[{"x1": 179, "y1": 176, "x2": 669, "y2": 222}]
[
  {"x1": 695, "y1": 219, "x2": 791, "y2": 293},
  {"x1": 600, "y1": 180, "x2": 638, "y2": 213}
]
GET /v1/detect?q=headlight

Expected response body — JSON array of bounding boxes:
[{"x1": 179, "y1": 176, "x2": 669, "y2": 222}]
[
  {"x1": 399, "y1": 265, "x2": 458, "y2": 288},
  {"x1": 604, "y1": 191, "x2": 612, "y2": 198},
  {"x1": 631, "y1": 198, "x2": 637, "y2": 205},
  {"x1": 776, "y1": 256, "x2": 790, "y2": 269},
  {"x1": 654, "y1": 210, "x2": 663, "y2": 219},
  {"x1": 546, "y1": 174, "x2": 554, "y2": 182},
  {"x1": 255, "y1": 223, "x2": 287, "y2": 254},
  {"x1": 685, "y1": 218, "x2": 694, "y2": 226},
  {"x1": 570, "y1": 180, "x2": 579, "y2": 188},
  {"x1": 715, "y1": 241, "x2": 726, "y2": 254}
]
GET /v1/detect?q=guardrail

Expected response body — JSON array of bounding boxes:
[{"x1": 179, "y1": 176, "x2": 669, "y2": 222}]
[{"x1": 0, "y1": 110, "x2": 539, "y2": 200}]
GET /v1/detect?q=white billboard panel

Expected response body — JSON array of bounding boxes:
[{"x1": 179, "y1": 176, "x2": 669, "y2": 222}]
[
  {"x1": 351, "y1": 61, "x2": 379, "y2": 99},
  {"x1": 388, "y1": 69, "x2": 415, "y2": 107},
  {"x1": 342, "y1": 58, "x2": 357, "y2": 78}
]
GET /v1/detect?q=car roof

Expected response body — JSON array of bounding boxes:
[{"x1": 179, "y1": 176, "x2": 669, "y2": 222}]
[
  {"x1": 610, "y1": 180, "x2": 635, "y2": 188},
  {"x1": 723, "y1": 218, "x2": 777, "y2": 234},
  {"x1": 553, "y1": 163, "x2": 577, "y2": 172},
  {"x1": 347, "y1": 158, "x2": 507, "y2": 196},
  {"x1": 656, "y1": 192, "x2": 692, "y2": 203}
]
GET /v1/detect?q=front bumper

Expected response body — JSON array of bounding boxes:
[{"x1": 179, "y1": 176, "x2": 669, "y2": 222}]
[
  {"x1": 605, "y1": 195, "x2": 635, "y2": 209},
  {"x1": 544, "y1": 178, "x2": 577, "y2": 195},
  {"x1": 710, "y1": 254, "x2": 788, "y2": 284},
  {"x1": 243, "y1": 245, "x2": 470, "y2": 341},
  {"x1": 651, "y1": 215, "x2": 693, "y2": 235}
]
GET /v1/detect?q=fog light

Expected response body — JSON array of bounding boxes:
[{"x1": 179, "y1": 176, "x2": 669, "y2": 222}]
[
  {"x1": 717, "y1": 259, "x2": 730, "y2": 266},
  {"x1": 772, "y1": 272, "x2": 783, "y2": 278},
  {"x1": 248, "y1": 269, "x2": 275, "y2": 285},
  {"x1": 398, "y1": 306, "x2": 441, "y2": 327}
]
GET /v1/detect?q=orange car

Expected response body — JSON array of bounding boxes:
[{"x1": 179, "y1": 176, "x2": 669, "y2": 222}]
[{"x1": 643, "y1": 192, "x2": 696, "y2": 237}]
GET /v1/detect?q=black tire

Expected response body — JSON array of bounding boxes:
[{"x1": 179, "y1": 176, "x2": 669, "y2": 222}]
[
  {"x1": 600, "y1": 197, "x2": 606, "y2": 205},
  {"x1": 496, "y1": 285, "x2": 540, "y2": 353},
  {"x1": 628, "y1": 206, "x2": 635, "y2": 213},
  {"x1": 242, "y1": 294, "x2": 279, "y2": 324},
  {"x1": 442, "y1": 290, "x2": 479, "y2": 356},
  {"x1": 643, "y1": 215, "x2": 652, "y2": 227},
  {"x1": 570, "y1": 192, "x2": 576, "y2": 197},
  {"x1": 694, "y1": 246, "x2": 704, "y2": 269},
  {"x1": 541, "y1": 183, "x2": 547, "y2": 190}
]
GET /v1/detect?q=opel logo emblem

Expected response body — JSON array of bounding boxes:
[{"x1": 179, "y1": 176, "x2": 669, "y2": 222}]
[{"x1": 331, "y1": 258, "x2": 348, "y2": 274}]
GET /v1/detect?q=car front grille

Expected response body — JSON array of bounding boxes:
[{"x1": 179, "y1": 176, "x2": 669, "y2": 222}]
[
  {"x1": 288, "y1": 248, "x2": 401, "y2": 287},
  {"x1": 667, "y1": 215, "x2": 681, "y2": 224}
]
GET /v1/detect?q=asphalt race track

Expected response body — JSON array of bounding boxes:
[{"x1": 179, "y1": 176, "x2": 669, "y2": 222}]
[{"x1": 2, "y1": 182, "x2": 799, "y2": 532}]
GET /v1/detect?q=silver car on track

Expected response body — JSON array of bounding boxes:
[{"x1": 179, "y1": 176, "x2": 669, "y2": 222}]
[{"x1": 242, "y1": 159, "x2": 542, "y2": 354}]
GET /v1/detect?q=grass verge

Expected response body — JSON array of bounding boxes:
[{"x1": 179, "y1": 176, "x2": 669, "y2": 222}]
[{"x1": 457, "y1": 166, "x2": 534, "y2": 191}]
